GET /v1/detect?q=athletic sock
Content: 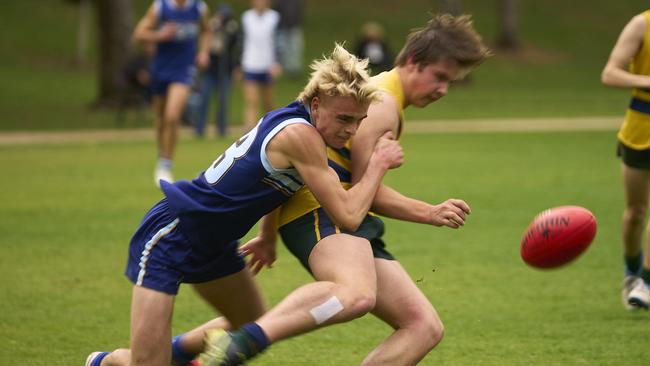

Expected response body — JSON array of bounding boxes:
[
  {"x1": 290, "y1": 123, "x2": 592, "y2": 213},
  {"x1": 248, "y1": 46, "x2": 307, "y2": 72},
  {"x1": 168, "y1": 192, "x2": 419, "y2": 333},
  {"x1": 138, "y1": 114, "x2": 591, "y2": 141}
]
[
  {"x1": 230, "y1": 322, "x2": 269, "y2": 359},
  {"x1": 90, "y1": 352, "x2": 109, "y2": 366},
  {"x1": 171, "y1": 334, "x2": 196, "y2": 365},
  {"x1": 624, "y1": 252, "x2": 643, "y2": 276},
  {"x1": 640, "y1": 267, "x2": 650, "y2": 286},
  {"x1": 158, "y1": 157, "x2": 173, "y2": 170}
]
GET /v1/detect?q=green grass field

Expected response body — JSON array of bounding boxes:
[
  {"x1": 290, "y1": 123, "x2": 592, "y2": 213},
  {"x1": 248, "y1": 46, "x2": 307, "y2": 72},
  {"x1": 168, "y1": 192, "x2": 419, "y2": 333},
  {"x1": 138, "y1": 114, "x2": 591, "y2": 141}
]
[
  {"x1": 1, "y1": 129, "x2": 647, "y2": 365},
  {"x1": 1, "y1": 1, "x2": 649, "y2": 365}
]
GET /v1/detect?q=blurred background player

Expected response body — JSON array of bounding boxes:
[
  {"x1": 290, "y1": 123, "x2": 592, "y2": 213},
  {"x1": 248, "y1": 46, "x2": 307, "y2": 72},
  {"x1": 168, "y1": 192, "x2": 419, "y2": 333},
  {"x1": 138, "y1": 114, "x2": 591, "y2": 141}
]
[
  {"x1": 192, "y1": 3, "x2": 240, "y2": 138},
  {"x1": 602, "y1": 9, "x2": 650, "y2": 310},
  {"x1": 240, "y1": 0, "x2": 282, "y2": 131},
  {"x1": 116, "y1": 42, "x2": 155, "y2": 124},
  {"x1": 133, "y1": 0, "x2": 211, "y2": 186},
  {"x1": 354, "y1": 21, "x2": 393, "y2": 75},
  {"x1": 273, "y1": 0, "x2": 304, "y2": 78}
]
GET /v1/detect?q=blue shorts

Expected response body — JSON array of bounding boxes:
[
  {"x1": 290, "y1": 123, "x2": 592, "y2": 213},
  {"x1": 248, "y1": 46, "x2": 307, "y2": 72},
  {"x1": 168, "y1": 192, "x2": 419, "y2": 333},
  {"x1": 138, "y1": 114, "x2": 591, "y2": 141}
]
[
  {"x1": 151, "y1": 71, "x2": 194, "y2": 96},
  {"x1": 125, "y1": 199, "x2": 245, "y2": 295},
  {"x1": 243, "y1": 71, "x2": 273, "y2": 85}
]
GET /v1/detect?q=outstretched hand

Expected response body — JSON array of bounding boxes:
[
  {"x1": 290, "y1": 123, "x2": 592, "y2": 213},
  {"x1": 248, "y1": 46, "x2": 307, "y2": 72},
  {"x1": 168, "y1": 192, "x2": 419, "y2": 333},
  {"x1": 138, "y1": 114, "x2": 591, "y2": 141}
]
[
  {"x1": 430, "y1": 199, "x2": 471, "y2": 229},
  {"x1": 240, "y1": 236, "x2": 277, "y2": 275}
]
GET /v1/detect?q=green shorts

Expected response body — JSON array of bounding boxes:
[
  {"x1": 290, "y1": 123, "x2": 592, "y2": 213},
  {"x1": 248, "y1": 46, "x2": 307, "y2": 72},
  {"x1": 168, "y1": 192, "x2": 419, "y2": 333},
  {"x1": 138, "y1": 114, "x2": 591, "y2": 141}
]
[
  {"x1": 617, "y1": 142, "x2": 650, "y2": 169},
  {"x1": 279, "y1": 207, "x2": 395, "y2": 273}
]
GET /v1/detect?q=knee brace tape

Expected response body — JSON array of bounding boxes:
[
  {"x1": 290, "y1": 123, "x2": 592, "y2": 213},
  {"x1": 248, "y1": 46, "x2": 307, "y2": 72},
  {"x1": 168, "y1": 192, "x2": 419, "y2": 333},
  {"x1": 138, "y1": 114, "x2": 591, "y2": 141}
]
[{"x1": 309, "y1": 296, "x2": 344, "y2": 325}]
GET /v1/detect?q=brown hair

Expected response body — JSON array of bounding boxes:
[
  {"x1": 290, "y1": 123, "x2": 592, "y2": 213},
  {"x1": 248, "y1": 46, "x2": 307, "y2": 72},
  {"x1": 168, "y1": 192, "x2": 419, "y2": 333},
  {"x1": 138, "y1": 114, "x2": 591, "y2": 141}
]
[{"x1": 395, "y1": 14, "x2": 492, "y2": 73}]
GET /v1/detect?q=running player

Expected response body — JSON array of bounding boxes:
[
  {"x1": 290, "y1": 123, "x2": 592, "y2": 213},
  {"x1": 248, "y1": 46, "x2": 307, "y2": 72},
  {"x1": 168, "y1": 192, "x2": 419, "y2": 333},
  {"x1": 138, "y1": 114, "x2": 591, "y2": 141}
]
[
  {"x1": 133, "y1": 0, "x2": 211, "y2": 186},
  {"x1": 602, "y1": 9, "x2": 650, "y2": 310}
]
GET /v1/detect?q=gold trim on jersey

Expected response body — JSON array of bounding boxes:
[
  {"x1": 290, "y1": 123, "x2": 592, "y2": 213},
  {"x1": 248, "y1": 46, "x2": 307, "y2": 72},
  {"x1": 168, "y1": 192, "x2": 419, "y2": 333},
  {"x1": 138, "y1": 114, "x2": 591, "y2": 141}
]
[{"x1": 278, "y1": 69, "x2": 406, "y2": 227}]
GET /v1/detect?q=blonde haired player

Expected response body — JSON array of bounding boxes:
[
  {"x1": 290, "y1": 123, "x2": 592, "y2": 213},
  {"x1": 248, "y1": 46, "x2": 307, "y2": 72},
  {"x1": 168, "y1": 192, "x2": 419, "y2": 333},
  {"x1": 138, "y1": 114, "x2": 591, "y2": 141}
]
[
  {"x1": 602, "y1": 10, "x2": 650, "y2": 310},
  {"x1": 84, "y1": 44, "x2": 403, "y2": 366},
  {"x1": 192, "y1": 14, "x2": 491, "y2": 366}
]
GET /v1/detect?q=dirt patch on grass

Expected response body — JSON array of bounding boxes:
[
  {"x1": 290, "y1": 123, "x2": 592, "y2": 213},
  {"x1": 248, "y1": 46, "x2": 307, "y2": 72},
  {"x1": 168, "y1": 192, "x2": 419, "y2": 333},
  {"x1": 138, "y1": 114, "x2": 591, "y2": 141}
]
[{"x1": 0, "y1": 117, "x2": 620, "y2": 146}]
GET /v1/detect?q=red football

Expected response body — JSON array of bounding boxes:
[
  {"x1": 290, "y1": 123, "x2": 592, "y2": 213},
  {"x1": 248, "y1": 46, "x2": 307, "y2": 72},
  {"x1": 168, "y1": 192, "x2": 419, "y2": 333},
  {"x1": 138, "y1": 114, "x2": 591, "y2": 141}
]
[{"x1": 520, "y1": 206, "x2": 597, "y2": 269}]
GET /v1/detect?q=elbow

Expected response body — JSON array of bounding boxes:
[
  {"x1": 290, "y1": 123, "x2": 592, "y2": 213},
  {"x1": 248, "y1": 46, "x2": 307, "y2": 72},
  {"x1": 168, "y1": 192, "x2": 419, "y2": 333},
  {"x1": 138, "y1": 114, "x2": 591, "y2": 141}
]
[
  {"x1": 601, "y1": 66, "x2": 616, "y2": 87},
  {"x1": 336, "y1": 215, "x2": 362, "y2": 232},
  {"x1": 600, "y1": 70, "x2": 610, "y2": 86}
]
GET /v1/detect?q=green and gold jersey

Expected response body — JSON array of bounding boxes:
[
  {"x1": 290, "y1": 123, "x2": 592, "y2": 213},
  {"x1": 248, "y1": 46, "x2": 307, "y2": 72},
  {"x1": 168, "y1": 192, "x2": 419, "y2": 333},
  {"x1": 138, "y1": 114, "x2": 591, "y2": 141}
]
[
  {"x1": 278, "y1": 69, "x2": 405, "y2": 226},
  {"x1": 619, "y1": 10, "x2": 650, "y2": 149}
]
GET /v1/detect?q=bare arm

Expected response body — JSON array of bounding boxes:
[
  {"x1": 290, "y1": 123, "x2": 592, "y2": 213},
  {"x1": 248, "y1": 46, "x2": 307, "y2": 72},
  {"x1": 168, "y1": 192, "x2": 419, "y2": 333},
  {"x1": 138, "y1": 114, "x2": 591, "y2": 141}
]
[
  {"x1": 602, "y1": 14, "x2": 650, "y2": 89},
  {"x1": 350, "y1": 92, "x2": 470, "y2": 228},
  {"x1": 270, "y1": 123, "x2": 402, "y2": 231},
  {"x1": 133, "y1": 3, "x2": 175, "y2": 44},
  {"x1": 196, "y1": 4, "x2": 212, "y2": 70},
  {"x1": 371, "y1": 185, "x2": 470, "y2": 228}
]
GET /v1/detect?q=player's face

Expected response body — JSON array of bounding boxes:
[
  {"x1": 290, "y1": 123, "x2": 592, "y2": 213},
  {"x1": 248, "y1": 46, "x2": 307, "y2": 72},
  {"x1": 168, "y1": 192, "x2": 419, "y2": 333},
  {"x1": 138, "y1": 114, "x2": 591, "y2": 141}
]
[
  {"x1": 311, "y1": 95, "x2": 370, "y2": 149},
  {"x1": 407, "y1": 59, "x2": 460, "y2": 108}
]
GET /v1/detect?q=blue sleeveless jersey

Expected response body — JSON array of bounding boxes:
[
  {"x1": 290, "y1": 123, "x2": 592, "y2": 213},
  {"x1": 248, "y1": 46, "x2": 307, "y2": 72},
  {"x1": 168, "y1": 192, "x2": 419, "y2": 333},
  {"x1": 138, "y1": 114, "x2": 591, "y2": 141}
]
[
  {"x1": 161, "y1": 101, "x2": 312, "y2": 246},
  {"x1": 151, "y1": 0, "x2": 204, "y2": 81}
]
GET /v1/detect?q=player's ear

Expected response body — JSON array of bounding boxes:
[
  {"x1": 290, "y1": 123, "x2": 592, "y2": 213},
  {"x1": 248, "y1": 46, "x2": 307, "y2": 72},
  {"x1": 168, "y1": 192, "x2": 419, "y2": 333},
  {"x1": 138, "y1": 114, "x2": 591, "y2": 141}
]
[
  {"x1": 310, "y1": 96, "x2": 321, "y2": 117},
  {"x1": 405, "y1": 57, "x2": 426, "y2": 73}
]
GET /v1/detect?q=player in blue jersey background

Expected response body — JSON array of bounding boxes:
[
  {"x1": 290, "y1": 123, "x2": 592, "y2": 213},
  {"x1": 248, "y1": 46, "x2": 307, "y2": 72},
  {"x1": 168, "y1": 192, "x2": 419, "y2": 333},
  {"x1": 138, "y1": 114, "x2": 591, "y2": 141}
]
[
  {"x1": 133, "y1": 0, "x2": 212, "y2": 186},
  {"x1": 85, "y1": 44, "x2": 403, "y2": 366}
]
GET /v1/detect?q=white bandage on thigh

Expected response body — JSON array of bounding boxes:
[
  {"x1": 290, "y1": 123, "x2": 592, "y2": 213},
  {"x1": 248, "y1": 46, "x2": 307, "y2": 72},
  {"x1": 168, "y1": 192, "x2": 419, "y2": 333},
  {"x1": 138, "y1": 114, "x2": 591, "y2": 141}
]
[{"x1": 309, "y1": 296, "x2": 344, "y2": 325}]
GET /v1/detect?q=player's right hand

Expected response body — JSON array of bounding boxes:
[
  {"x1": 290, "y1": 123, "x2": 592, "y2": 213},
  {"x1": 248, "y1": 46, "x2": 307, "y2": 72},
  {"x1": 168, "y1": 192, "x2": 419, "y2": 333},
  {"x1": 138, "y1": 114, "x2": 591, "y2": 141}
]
[
  {"x1": 374, "y1": 131, "x2": 404, "y2": 169},
  {"x1": 157, "y1": 22, "x2": 177, "y2": 42},
  {"x1": 429, "y1": 198, "x2": 471, "y2": 228}
]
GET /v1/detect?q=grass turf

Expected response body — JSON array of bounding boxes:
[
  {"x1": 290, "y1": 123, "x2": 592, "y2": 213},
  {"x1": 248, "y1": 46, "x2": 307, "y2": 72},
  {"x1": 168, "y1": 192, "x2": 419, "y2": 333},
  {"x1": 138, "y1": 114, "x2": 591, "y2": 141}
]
[{"x1": 0, "y1": 130, "x2": 647, "y2": 365}]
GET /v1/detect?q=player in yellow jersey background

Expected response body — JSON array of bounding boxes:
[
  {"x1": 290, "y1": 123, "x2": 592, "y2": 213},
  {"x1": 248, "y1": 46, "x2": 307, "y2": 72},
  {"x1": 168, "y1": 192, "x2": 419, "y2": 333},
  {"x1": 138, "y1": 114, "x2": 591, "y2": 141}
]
[{"x1": 602, "y1": 10, "x2": 650, "y2": 310}]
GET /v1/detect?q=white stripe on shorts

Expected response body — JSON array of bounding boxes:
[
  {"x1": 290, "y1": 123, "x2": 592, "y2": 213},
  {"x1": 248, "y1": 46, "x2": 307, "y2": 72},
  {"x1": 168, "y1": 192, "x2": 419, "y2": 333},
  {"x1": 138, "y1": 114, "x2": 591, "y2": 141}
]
[{"x1": 136, "y1": 218, "x2": 180, "y2": 286}]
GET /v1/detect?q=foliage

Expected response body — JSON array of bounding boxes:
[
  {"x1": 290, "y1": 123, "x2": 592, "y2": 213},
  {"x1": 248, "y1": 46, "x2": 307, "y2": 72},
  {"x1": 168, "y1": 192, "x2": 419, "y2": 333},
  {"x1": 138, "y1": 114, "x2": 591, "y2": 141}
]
[{"x1": 0, "y1": 0, "x2": 646, "y2": 130}]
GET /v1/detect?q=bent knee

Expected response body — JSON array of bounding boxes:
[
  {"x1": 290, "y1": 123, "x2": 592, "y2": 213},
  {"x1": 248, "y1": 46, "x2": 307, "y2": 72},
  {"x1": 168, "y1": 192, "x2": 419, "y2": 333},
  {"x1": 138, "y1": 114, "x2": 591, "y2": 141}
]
[
  {"x1": 625, "y1": 205, "x2": 648, "y2": 223},
  {"x1": 429, "y1": 318, "x2": 445, "y2": 346},
  {"x1": 338, "y1": 291, "x2": 376, "y2": 319},
  {"x1": 402, "y1": 308, "x2": 445, "y2": 348},
  {"x1": 412, "y1": 316, "x2": 444, "y2": 350},
  {"x1": 349, "y1": 292, "x2": 376, "y2": 317}
]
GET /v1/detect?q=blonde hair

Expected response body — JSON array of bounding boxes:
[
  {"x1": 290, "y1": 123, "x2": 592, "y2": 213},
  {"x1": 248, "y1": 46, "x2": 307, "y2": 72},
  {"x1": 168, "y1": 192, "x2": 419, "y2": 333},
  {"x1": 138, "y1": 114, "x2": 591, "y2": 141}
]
[
  {"x1": 297, "y1": 43, "x2": 381, "y2": 105},
  {"x1": 395, "y1": 14, "x2": 492, "y2": 73}
]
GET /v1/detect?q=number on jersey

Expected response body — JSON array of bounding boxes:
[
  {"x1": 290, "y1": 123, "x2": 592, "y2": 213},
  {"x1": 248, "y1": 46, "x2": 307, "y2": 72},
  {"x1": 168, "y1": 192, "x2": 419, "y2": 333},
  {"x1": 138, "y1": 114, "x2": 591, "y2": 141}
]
[{"x1": 204, "y1": 126, "x2": 258, "y2": 185}]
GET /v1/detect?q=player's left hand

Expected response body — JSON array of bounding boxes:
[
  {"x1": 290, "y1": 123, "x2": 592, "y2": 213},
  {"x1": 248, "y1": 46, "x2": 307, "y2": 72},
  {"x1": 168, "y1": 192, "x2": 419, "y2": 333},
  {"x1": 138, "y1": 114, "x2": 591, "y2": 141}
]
[
  {"x1": 429, "y1": 198, "x2": 471, "y2": 229},
  {"x1": 240, "y1": 236, "x2": 277, "y2": 275},
  {"x1": 196, "y1": 51, "x2": 210, "y2": 71},
  {"x1": 270, "y1": 63, "x2": 283, "y2": 80}
]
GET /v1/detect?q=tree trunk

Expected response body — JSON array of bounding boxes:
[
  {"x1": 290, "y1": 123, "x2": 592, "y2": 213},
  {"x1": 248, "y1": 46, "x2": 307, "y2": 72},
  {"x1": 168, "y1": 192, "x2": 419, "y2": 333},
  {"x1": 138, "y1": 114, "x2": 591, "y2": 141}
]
[
  {"x1": 496, "y1": 0, "x2": 520, "y2": 51},
  {"x1": 94, "y1": 0, "x2": 134, "y2": 107},
  {"x1": 75, "y1": 0, "x2": 91, "y2": 67}
]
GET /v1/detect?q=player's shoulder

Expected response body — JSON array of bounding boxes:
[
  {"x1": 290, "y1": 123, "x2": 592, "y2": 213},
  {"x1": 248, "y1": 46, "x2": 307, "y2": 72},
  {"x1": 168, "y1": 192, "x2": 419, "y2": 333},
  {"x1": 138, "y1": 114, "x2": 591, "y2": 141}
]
[
  {"x1": 376, "y1": 90, "x2": 399, "y2": 110},
  {"x1": 274, "y1": 122, "x2": 319, "y2": 145},
  {"x1": 629, "y1": 12, "x2": 649, "y2": 29},
  {"x1": 197, "y1": 0, "x2": 209, "y2": 15},
  {"x1": 365, "y1": 91, "x2": 400, "y2": 129}
]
